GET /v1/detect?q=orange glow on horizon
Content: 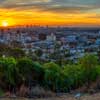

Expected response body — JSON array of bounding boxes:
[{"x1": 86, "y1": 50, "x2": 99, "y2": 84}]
[{"x1": 0, "y1": 9, "x2": 100, "y2": 27}]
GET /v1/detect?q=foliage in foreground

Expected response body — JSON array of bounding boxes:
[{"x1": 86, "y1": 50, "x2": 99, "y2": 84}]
[{"x1": 0, "y1": 54, "x2": 100, "y2": 94}]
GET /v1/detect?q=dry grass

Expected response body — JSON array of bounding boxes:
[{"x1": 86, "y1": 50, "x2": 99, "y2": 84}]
[{"x1": 0, "y1": 93, "x2": 100, "y2": 100}]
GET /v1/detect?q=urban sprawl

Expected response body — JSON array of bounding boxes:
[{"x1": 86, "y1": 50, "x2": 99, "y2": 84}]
[{"x1": 0, "y1": 26, "x2": 100, "y2": 63}]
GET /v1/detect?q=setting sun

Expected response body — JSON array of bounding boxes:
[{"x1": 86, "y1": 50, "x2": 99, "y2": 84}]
[
  {"x1": 0, "y1": 19, "x2": 16, "y2": 27},
  {"x1": 2, "y1": 21, "x2": 8, "y2": 27}
]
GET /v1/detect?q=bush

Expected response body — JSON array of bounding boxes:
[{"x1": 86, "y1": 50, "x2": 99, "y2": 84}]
[
  {"x1": 0, "y1": 57, "x2": 18, "y2": 90},
  {"x1": 0, "y1": 54, "x2": 99, "y2": 95},
  {"x1": 16, "y1": 58, "x2": 44, "y2": 86},
  {"x1": 43, "y1": 62, "x2": 61, "y2": 91},
  {"x1": 79, "y1": 54, "x2": 98, "y2": 86},
  {"x1": 62, "y1": 64, "x2": 85, "y2": 91}
]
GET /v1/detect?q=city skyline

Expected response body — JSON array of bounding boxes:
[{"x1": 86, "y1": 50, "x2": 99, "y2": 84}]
[{"x1": 0, "y1": 0, "x2": 100, "y2": 27}]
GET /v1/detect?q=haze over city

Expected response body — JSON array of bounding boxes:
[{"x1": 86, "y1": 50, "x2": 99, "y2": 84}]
[
  {"x1": 1, "y1": 0, "x2": 100, "y2": 100},
  {"x1": 0, "y1": 0, "x2": 100, "y2": 27}
]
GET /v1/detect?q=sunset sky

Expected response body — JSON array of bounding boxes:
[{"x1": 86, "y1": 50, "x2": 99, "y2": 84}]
[{"x1": 0, "y1": 0, "x2": 100, "y2": 27}]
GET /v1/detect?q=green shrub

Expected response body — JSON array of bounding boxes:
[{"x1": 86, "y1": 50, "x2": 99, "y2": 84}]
[
  {"x1": 79, "y1": 54, "x2": 98, "y2": 86},
  {"x1": 62, "y1": 64, "x2": 85, "y2": 90},
  {"x1": 0, "y1": 57, "x2": 18, "y2": 86},
  {"x1": 16, "y1": 58, "x2": 44, "y2": 86},
  {"x1": 43, "y1": 62, "x2": 61, "y2": 91}
]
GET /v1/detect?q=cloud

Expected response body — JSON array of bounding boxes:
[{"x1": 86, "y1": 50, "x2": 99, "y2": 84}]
[
  {"x1": 0, "y1": 0, "x2": 100, "y2": 21},
  {"x1": 0, "y1": 0, "x2": 99, "y2": 14}
]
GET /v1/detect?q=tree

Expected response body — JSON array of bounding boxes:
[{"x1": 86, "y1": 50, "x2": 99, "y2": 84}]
[
  {"x1": 79, "y1": 54, "x2": 98, "y2": 87},
  {"x1": 34, "y1": 49, "x2": 43, "y2": 57},
  {"x1": 16, "y1": 58, "x2": 44, "y2": 86},
  {"x1": 0, "y1": 43, "x2": 10, "y2": 57},
  {"x1": 0, "y1": 43, "x2": 25, "y2": 58},
  {"x1": 8, "y1": 48, "x2": 25, "y2": 58},
  {"x1": 16, "y1": 58, "x2": 34, "y2": 84},
  {"x1": 10, "y1": 40, "x2": 24, "y2": 48},
  {"x1": 63, "y1": 64, "x2": 85, "y2": 91},
  {"x1": 43, "y1": 62, "x2": 61, "y2": 91},
  {"x1": 27, "y1": 49, "x2": 38, "y2": 61},
  {"x1": 0, "y1": 57, "x2": 18, "y2": 92}
]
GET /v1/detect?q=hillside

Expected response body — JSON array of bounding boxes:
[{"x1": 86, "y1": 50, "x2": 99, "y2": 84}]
[{"x1": 0, "y1": 93, "x2": 100, "y2": 100}]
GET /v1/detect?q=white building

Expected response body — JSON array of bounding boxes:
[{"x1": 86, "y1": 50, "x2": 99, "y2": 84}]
[{"x1": 46, "y1": 33, "x2": 56, "y2": 41}]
